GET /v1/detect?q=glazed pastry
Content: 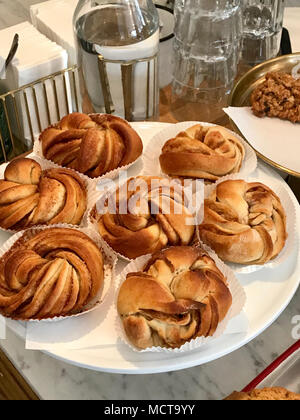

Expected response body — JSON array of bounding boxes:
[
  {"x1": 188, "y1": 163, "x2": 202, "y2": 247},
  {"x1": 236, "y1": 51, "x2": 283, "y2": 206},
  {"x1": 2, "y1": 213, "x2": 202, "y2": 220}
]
[
  {"x1": 225, "y1": 387, "x2": 300, "y2": 401},
  {"x1": 95, "y1": 176, "x2": 195, "y2": 259},
  {"x1": 159, "y1": 124, "x2": 245, "y2": 181},
  {"x1": 39, "y1": 112, "x2": 143, "y2": 178},
  {"x1": 0, "y1": 158, "x2": 87, "y2": 230},
  {"x1": 0, "y1": 228, "x2": 104, "y2": 320},
  {"x1": 198, "y1": 180, "x2": 287, "y2": 265},
  {"x1": 118, "y1": 246, "x2": 232, "y2": 349}
]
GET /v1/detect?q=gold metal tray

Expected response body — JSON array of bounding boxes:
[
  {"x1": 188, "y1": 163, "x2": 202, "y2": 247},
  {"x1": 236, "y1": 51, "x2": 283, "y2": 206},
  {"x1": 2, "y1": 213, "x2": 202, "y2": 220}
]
[{"x1": 229, "y1": 53, "x2": 300, "y2": 178}]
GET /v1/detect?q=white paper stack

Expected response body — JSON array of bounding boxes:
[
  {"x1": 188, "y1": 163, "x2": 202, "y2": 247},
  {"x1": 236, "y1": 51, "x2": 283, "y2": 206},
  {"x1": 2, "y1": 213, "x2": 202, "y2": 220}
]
[
  {"x1": 0, "y1": 21, "x2": 70, "y2": 147},
  {"x1": 30, "y1": 0, "x2": 78, "y2": 66}
]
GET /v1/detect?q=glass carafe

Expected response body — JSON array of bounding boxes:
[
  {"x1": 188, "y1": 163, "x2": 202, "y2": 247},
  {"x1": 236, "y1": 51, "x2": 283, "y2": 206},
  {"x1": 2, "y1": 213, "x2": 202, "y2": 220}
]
[{"x1": 73, "y1": 0, "x2": 160, "y2": 121}]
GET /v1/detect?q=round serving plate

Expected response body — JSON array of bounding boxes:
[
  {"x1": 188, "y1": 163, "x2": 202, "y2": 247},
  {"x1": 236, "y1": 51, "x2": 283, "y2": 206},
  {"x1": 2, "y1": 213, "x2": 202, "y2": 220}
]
[
  {"x1": 229, "y1": 53, "x2": 300, "y2": 178},
  {"x1": 1, "y1": 122, "x2": 300, "y2": 375}
]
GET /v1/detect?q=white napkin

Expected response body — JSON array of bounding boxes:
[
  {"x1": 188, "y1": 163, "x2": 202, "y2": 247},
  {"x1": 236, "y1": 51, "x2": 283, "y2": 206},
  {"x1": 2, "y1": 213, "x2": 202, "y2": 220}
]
[
  {"x1": 30, "y1": 0, "x2": 78, "y2": 66},
  {"x1": 0, "y1": 316, "x2": 6, "y2": 340},
  {"x1": 25, "y1": 297, "x2": 248, "y2": 351},
  {"x1": 25, "y1": 288, "x2": 119, "y2": 351},
  {"x1": 284, "y1": 7, "x2": 300, "y2": 53},
  {"x1": 224, "y1": 107, "x2": 300, "y2": 174},
  {"x1": 225, "y1": 312, "x2": 249, "y2": 335},
  {"x1": 0, "y1": 22, "x2": 70, "y2": 147}
]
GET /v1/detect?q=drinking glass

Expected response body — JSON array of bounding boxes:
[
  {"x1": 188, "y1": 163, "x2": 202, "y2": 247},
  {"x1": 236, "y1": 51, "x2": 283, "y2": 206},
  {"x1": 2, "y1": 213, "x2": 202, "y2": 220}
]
[
  {"x1": 241, "y1": 0, "x2": 285, "y2": 66},
  {"x1": 171, "y1": 0, "x2": 242, "y2": 123}
]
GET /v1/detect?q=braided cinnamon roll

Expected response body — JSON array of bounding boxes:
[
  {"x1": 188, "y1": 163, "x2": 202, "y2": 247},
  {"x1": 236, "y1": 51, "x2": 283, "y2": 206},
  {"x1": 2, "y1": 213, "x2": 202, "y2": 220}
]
[
  {"x1": 118, "y1": 246, "x2": 232, "y2": 349},
  {"x1": 159, "y1": 125, "x2": 245, "y2": 181},
  {"x1": 94, "y1": 176, "x2": 196, "y2": 259},
  {"x1": 198, "y1": 180, "x2": 287, "y2": 265},
  {"x1": 39, "y1": 113, "x2": 143, "y2": 178},
  {"x1": 0, "y1": 228, "x2": 104, "y2": 319},
  {"x1": 0, "y1": 158, "x2": 87, "y2": 230}
]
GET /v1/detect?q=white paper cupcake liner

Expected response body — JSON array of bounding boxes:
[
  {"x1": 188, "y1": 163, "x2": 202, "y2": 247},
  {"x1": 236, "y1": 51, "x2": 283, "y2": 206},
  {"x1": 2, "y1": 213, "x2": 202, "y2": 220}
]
[
  {"x1": 88, "y1": 175, "x2": 204, "y2": 262},
  {"x1": 197, "y1": 173, "x2": 297, "y2": 274},
  {"x1": 142, "y1": 121, "x2": 257, "y2": 180},
  {"x1": 0, "y1": 155, "x2": 102, "y2": 234},
  {"x1": 115, "y1": 244, "x2": 247, "y2": 353},
  {"x1": 0, "y1": 223, "x2": 117, "y2": 323},
  {"x1": 32, "y1": 114, "x2": 144, "y2": 184}
]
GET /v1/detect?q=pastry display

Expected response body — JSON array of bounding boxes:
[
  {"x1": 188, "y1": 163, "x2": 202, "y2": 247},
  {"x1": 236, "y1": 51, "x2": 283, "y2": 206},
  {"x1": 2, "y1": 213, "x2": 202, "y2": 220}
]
[
  {"x1": 198, "y1": 180, "x2": 287, "y2": 265},
  {"x1": 225, "y1": 387, "x2": 300, "y2": 401},
  {"x1": 94, "y1": 176, "x2": 196, "y2": 259},
  {"x1": 0, "y1": 228, "x2": 104, "y2": 320},
  {"x1": 0, "y1": 158, "x2": 87, "y2": 230},
  {"x1": 0, "y1": 95, "x2": 296, "y2": 377},
  {"x1": 251, "y1": 72, "x2": 300, "y2": 123},
  {"x1": 159, "y1": 124, "x2": 245, "y2": 181},
  {"x1": 118, "y1": 246, "x2": 232, "y2": 349},
  {"x1": 39, "y1": 112, "x2": 143, "y2": 178}
]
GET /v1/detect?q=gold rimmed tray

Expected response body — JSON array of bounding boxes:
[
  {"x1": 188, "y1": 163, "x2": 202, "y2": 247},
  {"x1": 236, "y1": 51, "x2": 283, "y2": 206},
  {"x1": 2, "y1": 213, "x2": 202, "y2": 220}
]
[{"x1": 229, "y1": 53, "x2": 300, "y2": 178}]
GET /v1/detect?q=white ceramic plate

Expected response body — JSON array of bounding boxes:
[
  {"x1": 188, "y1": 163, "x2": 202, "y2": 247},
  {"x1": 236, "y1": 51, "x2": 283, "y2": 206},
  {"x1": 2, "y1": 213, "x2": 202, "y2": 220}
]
[{"x1": 1, "y1": 122, "x2": 300, "y2": 374}]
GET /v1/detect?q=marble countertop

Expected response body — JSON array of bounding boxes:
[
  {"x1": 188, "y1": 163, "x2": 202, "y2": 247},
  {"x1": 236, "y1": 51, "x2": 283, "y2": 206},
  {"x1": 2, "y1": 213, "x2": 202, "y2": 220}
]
[{"x1": 0, "y1": 0, "x2": 299, "y2": 401}]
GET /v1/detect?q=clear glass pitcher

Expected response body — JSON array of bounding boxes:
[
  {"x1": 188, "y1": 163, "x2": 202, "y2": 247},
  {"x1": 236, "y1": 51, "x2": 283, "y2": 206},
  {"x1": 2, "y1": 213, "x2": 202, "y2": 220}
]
[{"x1": 73, "y1": 0, "x2": 160, "y2": 121}]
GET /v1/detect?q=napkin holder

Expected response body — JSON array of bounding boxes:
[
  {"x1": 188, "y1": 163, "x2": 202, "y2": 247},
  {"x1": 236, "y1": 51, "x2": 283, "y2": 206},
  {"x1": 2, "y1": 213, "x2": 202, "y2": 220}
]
[{"x1": 0, "y1": 65, "x2": 80, "y2": 162}]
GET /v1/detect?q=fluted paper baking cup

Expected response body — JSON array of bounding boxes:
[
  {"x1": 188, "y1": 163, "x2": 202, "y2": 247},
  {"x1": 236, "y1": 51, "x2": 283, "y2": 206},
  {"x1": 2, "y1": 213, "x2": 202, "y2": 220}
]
[
  {"x1": 0, "y1": 224, "x2": 117, "y2": 322},
  {"x1": 32, "y1": 117, "x2": 144, "y2": 184},
  {"x1": 197, "y1": 173, "x2": 297, "y2": 274},
  {"x1": 88, "y1": 175, "x2": 204, "y2": 262},
  {"x1": 115, "y1": 244, "x2": 247, "y2": 353},
  {"x1": 142, "y1": 121, "x2": 257, "y2": 179},
  {"x1": 0, "y1": 155, "x2": 102, "y2": 233}
]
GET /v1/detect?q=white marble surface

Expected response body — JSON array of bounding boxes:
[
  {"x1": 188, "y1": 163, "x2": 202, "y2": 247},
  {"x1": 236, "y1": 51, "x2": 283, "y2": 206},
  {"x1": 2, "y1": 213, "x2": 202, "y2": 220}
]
[{"x1": 0, "y1": 0, "x2": 299, "y2": 401}]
